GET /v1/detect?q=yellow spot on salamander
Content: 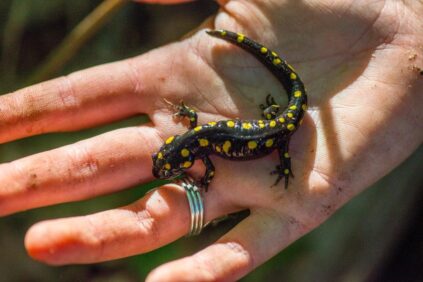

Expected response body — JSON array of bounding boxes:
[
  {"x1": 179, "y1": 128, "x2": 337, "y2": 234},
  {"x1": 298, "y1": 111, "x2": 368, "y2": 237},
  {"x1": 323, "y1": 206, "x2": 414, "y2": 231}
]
[
  {"x1": 258, "y1": 120, "x2": 265, "y2": 128},
  {"x1": 237, "y1": 33, "x2": 245, "y2": 43},
  {"x1": 260, "y1": 47, "x2": 268, "y2": 54},
  {"x1": 272, "y1": 51, "x2": 278, "y2": 57},
  {"x1": 248, "y1": 141, "x2": 257, "y2": 149},
  {"x1": 227, "y1": 120, "x2": 235, "y2": 128},
  {"x1": 190, "y1": 117, "x2": 195, "y2": 121},
  {"x1": 181, "y1": 148, "x2": 190, "y2": 157},
  {"x1": 294, "y1": 90, "x2": 302, "y2": 97},
  {"x1": 220, "y1": 30, "x2": 227, "y2": 36},
  {"x1": 164, "y1": 163, "x2": 171, "y2": 170},
  {"x1": 284, "y1": 152, "x2": 290, "y2": 158},
  {"x1": 287, "y1": 123, "x2": 296, "y2": 131},
  {"x1": 194, "y1": 126, "x2": 202, "y2": 132},
  {"x1": 266, "y1": 113, "x2": 272, "y2": 119},
  {"x1": 208, "y1": 121, "x2": 217, "y2": 126},
  {"x1": 288, "y1": 64, "x2": 296, "y2": 71},
  {"x1": 302, "y1": 104, "x2": 308, "y2": 111},
  {"x1": 223, "y1": 141, "x2": 231, "y2": 154},
  {"x1": 287, "y1": 112, "x2": 294, "y2": 118},
  {"x1": 265, "y1": 139, "x2": 274, "y2": 147},
  {"x1": 290, "y1": 73, "x2": 297, "y2": 80},
  {"x1": 242, "y1": 122, "x2": 252, "y2": 129},
  {"x1": 289, "y1": 105, "x2": 297, "y2": 110},
  {"x1": 284, "y1": 169, "x2": 290, "y2": 175},
  {"x1": 165, "y1": 136, "x2": 175, "y2": 144},
  {"x1": 199, "y1": 138, "x2": 209, "y2": 147},
  {"x1": 215, "y1": 145, "x2": 222, "y2": 152},
  {"x1": 182, "y1": 161, "x2": 192, "y2": 168},
  {"x1": 278, "y1": 117, "x2": 285, "y2": 123},
  {"x1": 157, "y1": 152, "x2": 163, "y2": 159},
  {"x1": 273, "y1": 58, "x2": 282, "y2": 65},
  {"x1": 269, "y1": 120, "x2": 276, "y2": 127},
  {"x1": 209, "y1": 171, "x2": 215, "y2": 176}
]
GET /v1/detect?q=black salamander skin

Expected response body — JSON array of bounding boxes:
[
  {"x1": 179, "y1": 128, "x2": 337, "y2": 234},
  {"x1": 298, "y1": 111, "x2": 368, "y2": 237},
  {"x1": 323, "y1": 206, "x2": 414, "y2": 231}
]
[{"x1": 152, "y1": 30, "x2": 308, "y2": 190}]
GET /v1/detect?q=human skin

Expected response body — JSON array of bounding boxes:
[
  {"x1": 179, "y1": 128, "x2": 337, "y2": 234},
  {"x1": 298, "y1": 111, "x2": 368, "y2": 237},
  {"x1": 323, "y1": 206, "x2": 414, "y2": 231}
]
[{"x1": 0, "y1": 0, "x2": 422, "y2": 281}]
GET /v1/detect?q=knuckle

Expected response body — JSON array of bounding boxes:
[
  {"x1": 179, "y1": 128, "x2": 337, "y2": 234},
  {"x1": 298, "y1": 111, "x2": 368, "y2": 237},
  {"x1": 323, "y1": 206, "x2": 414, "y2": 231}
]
[
  {"x1": 57, "y1": 75, "x2": 81, "y2": 111},
  {"x1": 63, "y1": 145, "x2": 100, "y2": 189}
]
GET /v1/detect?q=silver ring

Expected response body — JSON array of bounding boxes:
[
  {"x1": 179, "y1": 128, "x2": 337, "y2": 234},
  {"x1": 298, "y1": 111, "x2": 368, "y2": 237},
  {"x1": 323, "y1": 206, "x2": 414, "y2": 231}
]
[{"x1": 179, "y1": 177, "x2": 204, "y2": 236}]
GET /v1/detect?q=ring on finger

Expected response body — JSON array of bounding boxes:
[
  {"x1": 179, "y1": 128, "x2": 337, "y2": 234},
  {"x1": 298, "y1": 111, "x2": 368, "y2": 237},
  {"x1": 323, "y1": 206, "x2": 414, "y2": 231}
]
[{"x1": 178, "y1": 177, "x2": 204, "y2": 236}]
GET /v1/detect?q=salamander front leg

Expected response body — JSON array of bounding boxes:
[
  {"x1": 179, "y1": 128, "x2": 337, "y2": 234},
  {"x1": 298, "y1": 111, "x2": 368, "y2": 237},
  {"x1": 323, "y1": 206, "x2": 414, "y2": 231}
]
[
  {"x1": 270, "y1": 141, "x2": 293, "y2": 189},
  {"x1": 260, "y1": 94, "x2": 280, "y2": 120},
  {"x1": 164, "y1": 99, "x2": 198, "y2": 129},
  {"x1": 199, "y1": 155, "x2": 215, "y2": 192},
  {"x1": 175, "y1": 101, "x2": 198, "y2": 129}
]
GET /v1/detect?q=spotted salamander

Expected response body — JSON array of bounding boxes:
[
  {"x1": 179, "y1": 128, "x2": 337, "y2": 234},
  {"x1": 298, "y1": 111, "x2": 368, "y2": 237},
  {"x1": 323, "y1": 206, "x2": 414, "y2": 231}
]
[{"x1": 152, "y1": 29, "x2": 308, "y2": 190}]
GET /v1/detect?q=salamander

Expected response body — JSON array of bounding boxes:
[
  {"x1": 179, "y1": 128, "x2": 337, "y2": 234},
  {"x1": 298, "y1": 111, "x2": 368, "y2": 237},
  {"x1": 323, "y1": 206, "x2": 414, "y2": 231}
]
[{"x1": 152, "y1": 29, "x2": 308, "y2": 191}]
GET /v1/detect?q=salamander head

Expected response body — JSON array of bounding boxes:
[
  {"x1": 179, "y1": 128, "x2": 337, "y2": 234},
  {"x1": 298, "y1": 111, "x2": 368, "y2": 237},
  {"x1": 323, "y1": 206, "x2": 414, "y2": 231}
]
[{"x1": 152, "y1": 136, "x2": 194, "y2": 180}]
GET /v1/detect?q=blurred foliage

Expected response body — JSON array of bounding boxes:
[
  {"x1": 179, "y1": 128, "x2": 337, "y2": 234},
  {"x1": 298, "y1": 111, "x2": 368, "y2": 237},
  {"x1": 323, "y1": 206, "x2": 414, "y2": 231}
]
[{"x1": 0, "y1": 1, "x2": 422, "y2": 281}]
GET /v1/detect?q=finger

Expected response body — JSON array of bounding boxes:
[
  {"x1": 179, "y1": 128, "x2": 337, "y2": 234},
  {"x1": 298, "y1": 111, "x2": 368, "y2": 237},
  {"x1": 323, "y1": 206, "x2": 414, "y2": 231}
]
[
  {"x1": 0, "y1": 59, "x2": 149, "y2": 143},
  {"x1": 0, "y1": 125, "x2": 159, "y2": 216},
  {"x1": 147, "y1": 210, "x2": 308, "y2": 282},
  {"x1": 25, "y1": 183, "x2": 233, "y2": 265}
]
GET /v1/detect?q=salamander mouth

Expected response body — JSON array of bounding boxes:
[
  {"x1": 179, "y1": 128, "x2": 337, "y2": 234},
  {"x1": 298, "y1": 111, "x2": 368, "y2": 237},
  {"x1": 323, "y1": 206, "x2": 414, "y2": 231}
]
[
  {"x1": 152, "y1": 167, "x2": 183, "y2": 180},
  {"x1": 152, "y1": 167, "x2": 169, "y2": 179},
  {"x1": 152, "y1": 168, "x2": 161, "y2": 179}
]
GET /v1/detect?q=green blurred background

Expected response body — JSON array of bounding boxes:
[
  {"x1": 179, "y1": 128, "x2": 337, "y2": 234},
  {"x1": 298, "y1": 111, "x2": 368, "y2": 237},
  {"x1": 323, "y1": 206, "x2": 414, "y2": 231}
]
[{"x1": 0, "y1": 1, "x2": 422, "y2": 281}]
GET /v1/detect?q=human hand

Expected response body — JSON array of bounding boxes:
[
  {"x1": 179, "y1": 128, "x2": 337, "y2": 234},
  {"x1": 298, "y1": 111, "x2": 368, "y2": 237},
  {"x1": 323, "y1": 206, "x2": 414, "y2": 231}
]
[{"x1": 1, "y1": 0, "x2": 422, "y2": 281}]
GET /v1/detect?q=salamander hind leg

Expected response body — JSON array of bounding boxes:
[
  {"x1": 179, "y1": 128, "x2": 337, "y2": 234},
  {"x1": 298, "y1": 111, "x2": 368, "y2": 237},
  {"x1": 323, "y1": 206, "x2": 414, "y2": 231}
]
[
  {"x1": 270, "y1": 142, "x2": 293, "y2": 189},
  {"x1": 260, "y1": 94, "x2": 280, "y2": 120},
  {"x1": 164, "y1": 99, "x2": 198, "y2": 129},
  {"x1": 199, "y1": 155, "x2": 215, "y2": 192}
]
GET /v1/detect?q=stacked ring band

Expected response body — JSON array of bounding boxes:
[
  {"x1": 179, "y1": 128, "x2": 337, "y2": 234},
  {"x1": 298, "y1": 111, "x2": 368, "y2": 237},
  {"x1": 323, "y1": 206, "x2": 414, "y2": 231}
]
[{"x1": 179, "y1": 178, "x2": 204, "y2": 236}]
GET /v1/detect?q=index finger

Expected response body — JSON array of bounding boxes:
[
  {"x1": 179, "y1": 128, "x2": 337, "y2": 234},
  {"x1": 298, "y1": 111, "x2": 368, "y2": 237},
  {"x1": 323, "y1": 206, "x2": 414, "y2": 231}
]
[
  {"x1": 0, "y1": 57, "x2": 150, "y2": 143},
  {"x1": 0, "y1": 47, "x2": 176, "y2": 142}
]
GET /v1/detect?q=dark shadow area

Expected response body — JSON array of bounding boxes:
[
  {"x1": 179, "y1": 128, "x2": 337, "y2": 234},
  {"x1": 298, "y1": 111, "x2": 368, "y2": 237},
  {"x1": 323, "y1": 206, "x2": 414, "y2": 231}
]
[{"x1": 369, "y1": 182, "x2": 423, "y2": 282}]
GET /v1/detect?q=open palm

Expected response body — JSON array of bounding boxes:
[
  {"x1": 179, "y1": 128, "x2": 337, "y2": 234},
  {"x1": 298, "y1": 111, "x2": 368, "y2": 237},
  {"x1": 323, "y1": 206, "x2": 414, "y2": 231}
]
[{"x1": 1, "y1": 0, "x2": 422, "y2": 281}]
